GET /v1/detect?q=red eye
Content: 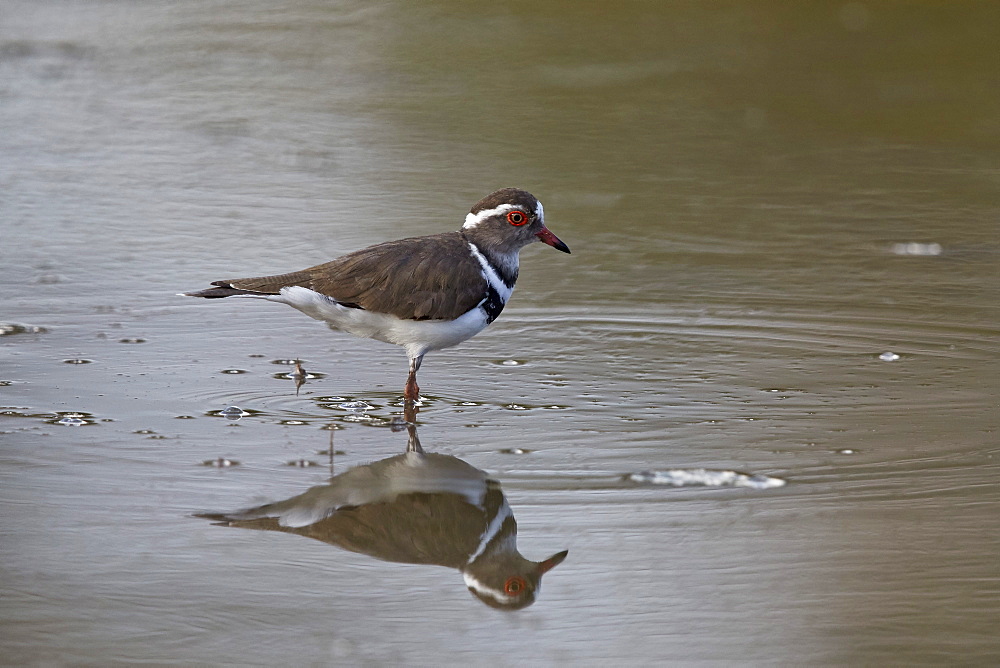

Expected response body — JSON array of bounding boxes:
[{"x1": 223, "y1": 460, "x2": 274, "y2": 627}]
[
  {"x1": 504, "y1": 576, "x2": 527, "y2": 595},
  {"x1": 506, "y1": 210, "x2": 529, "y2": 226}
]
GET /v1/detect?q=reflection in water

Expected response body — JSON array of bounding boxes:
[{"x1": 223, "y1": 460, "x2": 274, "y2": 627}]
[
  {"x1": 196, "y1": 420, "x2": 567, "y2": 610},
  {"x1": 291, "y1": 359, "x2": 306, "y2": 395}
]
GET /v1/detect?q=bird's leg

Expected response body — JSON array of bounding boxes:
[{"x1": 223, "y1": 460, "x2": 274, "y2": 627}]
[
  {"x1": 405, "y1": 422, "x2": 424, "y2": 453},
  {"x1": 403, "y1": 399, "x2": 418, "y2": 425},
  {"x1": 404, "y1": 354, "x2": 423, "y2": 403}
]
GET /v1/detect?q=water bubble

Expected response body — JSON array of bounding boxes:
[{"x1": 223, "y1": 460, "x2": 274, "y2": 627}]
[
  {"x1": 0, "y1": 323, "x2": 49, "y2": 336},
  {"x1": 57, "y1": 415, "x2": 87, "y2": 426},
  {"x1": 220, "y1": 369, "x2": 247, "y2": 374},
  {"x1": 118, "y1": 338, "x2": 146, "y2": 344},
  {"x1": 626, "y1": 468, "x2": 786, "y2": 490},
  {"x1": 890, "y1": 242, "x2": 942, "y2": 256},
  {"x1": 287, "y1": 459, "x2": 319, "y2": 467},
  {"x1": 878, "y1": 352, "x2": 900, "y2": 361},
  {"x1": 203, "y1": 457, "x2": 238, "y2": 467},
  {"x1": 339, "y1": 400, "x2": 373, "y2": 411},
  {"x1": 63, "y1": 358, "x2": 93, "y2": 364},
  {"x1": 340, "y1": 413, "x2": 376, "y2": 423},
  {"x1": 499, "y1": 448, "x2": 531, "y2": 455},
  {"x1": 220, "y1": 406, "x2": 246, "y2": 420}
]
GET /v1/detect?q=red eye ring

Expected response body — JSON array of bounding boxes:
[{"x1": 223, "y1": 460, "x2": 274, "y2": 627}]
[
  {"x1": 504, "y1": 576, "x2": 527, "y2": 595},
  {"x1": 506, "y1": 210, "x2": 529, "y2": 226}
]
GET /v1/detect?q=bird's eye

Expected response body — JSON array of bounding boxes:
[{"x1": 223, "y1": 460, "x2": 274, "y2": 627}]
[
  {"x1": 506, "y1": 211, "x2": 529, "y2": 226},
  {"x1": 504, "y1": 576, "x2": 527, "y2": 595}
]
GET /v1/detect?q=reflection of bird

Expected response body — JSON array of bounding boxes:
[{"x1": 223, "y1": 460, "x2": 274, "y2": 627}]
[
  {"x1": 291, "y1": 359, "x2": 306, "y2": 395},
  {"x1": 196, "y1": 425, "x2": 567, "y2": 609},
  {"x1": 183, "y1": 188, "x2": 570, "y2": 401}
]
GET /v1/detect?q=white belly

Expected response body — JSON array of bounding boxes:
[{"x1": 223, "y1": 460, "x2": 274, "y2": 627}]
[{"x1": 266, "y1": 286, "x2": 490, "y2": 358}]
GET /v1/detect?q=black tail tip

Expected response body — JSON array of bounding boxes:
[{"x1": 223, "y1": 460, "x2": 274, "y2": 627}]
[{"x1": 180, "y1": 286, "x2": 242, "y2": 299}]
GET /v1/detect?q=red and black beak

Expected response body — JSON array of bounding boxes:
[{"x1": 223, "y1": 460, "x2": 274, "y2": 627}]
[
  {"x1": 536, "y1": 227, "x2": 571, "y2": 254},
  {"x1": 535, "y1": 549, "x2": 569, "y2": 575}
]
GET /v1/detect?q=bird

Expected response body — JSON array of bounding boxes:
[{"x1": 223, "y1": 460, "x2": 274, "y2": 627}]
[
  {"x1": 195, "y1": 423, "x2": 568, "y2": 609},
  {"x1": 183, "y1": 188, "x2": 570, "y2": 400}
]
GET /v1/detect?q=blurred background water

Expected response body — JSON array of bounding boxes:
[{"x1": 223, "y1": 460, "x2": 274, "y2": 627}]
[{"x1": 1, "y1": 1, "x2": 998, "y2": 665}]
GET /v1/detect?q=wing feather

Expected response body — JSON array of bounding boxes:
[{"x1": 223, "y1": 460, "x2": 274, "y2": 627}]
[{"x1": 223, "y1": 232, "x2": 488, "y2": 321}]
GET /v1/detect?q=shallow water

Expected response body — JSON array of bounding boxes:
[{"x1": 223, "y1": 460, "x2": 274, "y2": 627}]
[{"x1": 2, "y1": 1, "x2": 999, "y2": 665}]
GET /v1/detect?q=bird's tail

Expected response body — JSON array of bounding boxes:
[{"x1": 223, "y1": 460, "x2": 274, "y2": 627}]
[
  {"x1": 181, "y1": 269, "x2": 316, "y2": 299},
  {"x1": 181, "y1": 283, "x2": 267, "y2": 299}
]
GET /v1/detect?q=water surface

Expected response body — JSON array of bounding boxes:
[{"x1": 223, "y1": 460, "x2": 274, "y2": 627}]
[{"x1": 2, "y1": 1, "x2": 998, "y2": 665}]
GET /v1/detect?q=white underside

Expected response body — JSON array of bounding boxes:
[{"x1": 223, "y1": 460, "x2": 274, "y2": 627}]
[{"x1": 256, "y1": 286, "x2": 491, "y2": 359}]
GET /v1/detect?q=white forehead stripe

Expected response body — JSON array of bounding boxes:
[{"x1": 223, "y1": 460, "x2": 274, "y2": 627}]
[
  {"x1": 463, "y1": 204, "x2": 516, "y2": 230},
  {"x1": 535, "y1": 200, "x2": 544, "y2": 223}
]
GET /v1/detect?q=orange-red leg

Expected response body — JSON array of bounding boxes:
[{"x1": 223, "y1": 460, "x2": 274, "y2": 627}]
[{"x1": 404, "y1": 354, "x2": 423, "y2": 402}]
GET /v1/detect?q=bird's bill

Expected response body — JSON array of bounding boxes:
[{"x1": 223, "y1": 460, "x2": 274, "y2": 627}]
[
  {"x1": 536, "y1": 227, "x2": 571, "y2": 254},
  {"x1": 536, "y1": 549, "x2": 569, "y2": 574}
]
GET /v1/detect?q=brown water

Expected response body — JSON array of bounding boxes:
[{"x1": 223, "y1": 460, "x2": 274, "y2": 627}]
[{"x1": 2, "y1": 1, "x2": 998, "y2": 665}]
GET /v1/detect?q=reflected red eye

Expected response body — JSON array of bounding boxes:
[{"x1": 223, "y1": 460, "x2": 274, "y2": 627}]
[
  {"x1": 506, "y1": 210, "x2": 529, "y2": 226},
  {"x1": 504, "y1": 576, "x2": 527, "y2": 595}
]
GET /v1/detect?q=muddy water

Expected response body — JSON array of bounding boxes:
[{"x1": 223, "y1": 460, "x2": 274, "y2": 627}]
[{"x1": 2, "y1": 1, "x2": 998, "y2": 665}]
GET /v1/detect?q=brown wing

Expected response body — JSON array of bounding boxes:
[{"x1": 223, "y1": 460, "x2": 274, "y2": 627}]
[
  {"x1": 220, "y1": 232, "x2": 489, "y2": 321},
  {"x1": 197, "y1": 492, "x2": 488, "y2": 568}
]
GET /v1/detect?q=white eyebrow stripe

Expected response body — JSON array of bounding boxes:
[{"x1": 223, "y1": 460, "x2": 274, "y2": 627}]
[
  {"x1": 463, "y1": 573, "x2": 513, "y2": 604},
  {"x1": 463, "y1": 204, "x2": 516, "y2": 229}
]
